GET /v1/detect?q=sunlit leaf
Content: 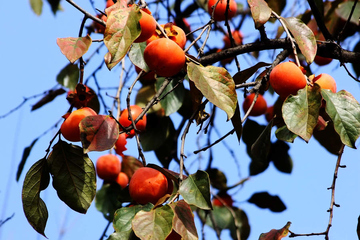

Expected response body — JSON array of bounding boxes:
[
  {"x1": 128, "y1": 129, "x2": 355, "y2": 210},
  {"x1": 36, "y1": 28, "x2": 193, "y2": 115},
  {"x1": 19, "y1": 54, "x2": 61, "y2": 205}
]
[
  {"x1": 31, "y1": 88, "x2": 66, "y2": 111},
  {"x1": 22, "y1": 158, "x2": 50, "y2": 237},
  {"x1": 30, "y1": 0, "x2": 43, "y2": 15},
  {"x1": 281, "y1": 17, "x2": 317, "y2": 63},
  {"x1": 157, "y1": 77, "x2": 185, "y2": 116},
  {"x1": 321, "y1": 89, "x2": 360, "y2": 148},
  {"x1": 95, "y1": 183, "x2": 124, "y2": 221},
  {"x1": 248, "y1": 192, "x2": 286, "y2": 212},
  {"x1": 132, "y1": 205, "x2": 174, "y2": 240},
  {"x1": 56, "y1": 63, "x2": 79, "y2": 90},
  {"x1": 80, "y1": 115, "x2": 120, "y2": 153},
  {"x1": 335, "y1": 1, "x2": 360, "y2": 25},
  {"x1": 282, "y1": 85, "x2": 322, "y2": 142},
  {"x1": 17, "y1": 138, "x2": 39, "y2": 182},
  {"x1": 113, "y1": 203, "x2": 153, "y2": 238},
  {"x1": 104, "y1": 5, "x2": 142, "y2": 70},
  {"x1": 179, "y1": 170, "x2": 212, "y2": 210},
  {"x1": 48, "y1": 140, "x2": 96, "y2": 213},
  {"x1": 169, "y1": 200, "x2": 198, "y2": 240},
  {"x1": 129, "y1": 42, "x2": 149, "y2": 72},
  {"x1": 187, "y1": 63, "x2": 237, "y2": 120},
  {"x1": 259, "y1": 222, "x2": 291, "y2": 240},
  {"x1": 56, "y1": 35, "x2": 92, "y2": 63},
  {"x1": 247, "y1": 0, "x2": 272, "y2": 28}
]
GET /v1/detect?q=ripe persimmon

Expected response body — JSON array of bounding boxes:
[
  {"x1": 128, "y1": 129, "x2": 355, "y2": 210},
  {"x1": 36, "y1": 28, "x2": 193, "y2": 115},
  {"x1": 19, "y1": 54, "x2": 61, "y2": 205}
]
[
  {"x1": 114, "y1": 132, "x2": 127, "y2": 156},
  {"x1": 96, "y1": 154, "x2": 121, "y2": 181},
  {"x1": 129, "y1": 167, "x2": 168, "y2": 205},
  {"x1": 207, "y1": 0, "x2": 237, "y2": 21},
  {"x1": 134, "y1": 8, "x2": 157, "y2": 43},
  {"x1": 119, "y1": 105, "x2": 147, "y2": 138},
  {"x1": 223, "y1": 30, "x2": 243, "y2": 48},
  {"x1": 105, "y1": 0, "x2": 114, "y2": 8},
  {"x1": 146, "y1": 23, "x2": 187, "y2": 49},
  {"x1": 135, "y1": 65, "x2": 156, "y2": 85},
  {"x1": 242, "y1": 93, "x2": 267, "y2": 116},
  {"x1": 60, "y1": 107, "x2": 97, "y2": 142},
  {"x1": 116, "y1": 172, "x2": 129, "y2": 188},
  {"x1": 269, "y1": 61, "x2": 307, "y2": 99},
  {"x1": 313, "y1": 73, "x2": 337, "y2": 93},
  {"x1": 212, "y1": 192, "x2": 234, "y2": 207},
  {"x1": 144, "y1": 38, "x2": 185, "y2": 77}
]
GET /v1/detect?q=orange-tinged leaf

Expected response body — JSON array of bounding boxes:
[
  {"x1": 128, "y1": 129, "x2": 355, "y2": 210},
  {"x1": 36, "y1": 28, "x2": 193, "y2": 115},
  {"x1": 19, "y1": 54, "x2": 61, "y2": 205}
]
[
  {"x1": 259, "y1": 222, "x2": 291, "y2": 240},
  {"x1": 281, "y1": 17, "x2": 317, "y2": 63},
  {"x1": 79, "y1": 115, "x2": 119, "y2": 153},
  {"x1": 57, "y1": 35, "x2": 92, "y2": 63},
  {"x1": 247, "y1": 0, "x2": 272, "y2": 29},
  {"x1": 169, "y1": 200, "x2": 198, "y2": 240},
  {"x1": 104, "y1": 5, "x2": 142, "y2": 70},
  {"x1": 187, "y1": 63, "x2": 237, "y2": 120}
]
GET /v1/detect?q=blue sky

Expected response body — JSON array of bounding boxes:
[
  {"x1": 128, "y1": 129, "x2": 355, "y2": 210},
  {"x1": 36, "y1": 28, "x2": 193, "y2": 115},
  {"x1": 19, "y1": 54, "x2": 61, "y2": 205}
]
[{"x1": 1, "y1": 0, "x2": 360, "y2": 240}]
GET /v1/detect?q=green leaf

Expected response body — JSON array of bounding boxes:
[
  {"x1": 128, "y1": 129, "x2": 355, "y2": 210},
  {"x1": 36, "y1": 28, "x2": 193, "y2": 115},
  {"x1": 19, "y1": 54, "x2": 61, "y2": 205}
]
[
  {"x1": 156, "y1": 77, "x2": 185, "y2": 116},
  {"x1": 179, "y1": 170, "x2": 212, "y2": 210},
  {"x1": 248, "y1": 192, "x2": 286, "y2": 212},
  {"x1": 247, "y1": 0, "x2": 272, "y2": 28},
  {"x1": 104, "y1": 5, "x2": 142, "y2": 70},
  {"x1": 22, "y1": 158, "x2": 50, "y2": 237},
  {"x1": 335, "y1": 1, "x2": 360, "y2": 25},
  {"x1": 132, "y1": 205, "x2": 174, "y2": 240},
  {"x1": 30, "y1": 0, "x2": 43, "y2": 15},
  {"x1": 321, "y1": 89, "x2": 360, "y2": 148},
  {"x1": 202, "y1": 206, "x2": 234, "y2": 230},
  {"x1": 129, "y1": 42, "x2": 149, "y2": 72},
  {"x1": 113, "y1": 204, "x2": 153, "y2": 238},
  {"x1": 48, "y1": 140, "x2": 96, "y2": 213},
  {"x1": 56, "y1": 63, "x2": 79, "y2": 90},
  {"x1": 259, "y1": 222, "x2": 291, "y2": 240},
  {"x1": 57, "y1": 35, "x2": 92, "y2": 63},
  {"x1": 187, "y1": 63, "x2": 237, "y2": 120},
  {"x1": 140, "y1": 114, "x2": 175, "y2": 151},
  {"x1": 269, "y1": 140, "x2": 293, "y2": 174},
  {"x1": 281, "y1": 17, "x2": 317, "y2": 63},
  {"x1": 207, "y1": 168, "x2": 228, "y2": 190},
  {"x1": 275, "y1": 125, "x2": 297, "y2": 143},
  {"x1": 282, "y1": 85, "x2": 322, "y2": 142},
  {"x1": 169, "y1": 200, "x2": 198, "y2": 240},
  {"x1": 95, "y1": 183, "x2": 124, "y2": 221},
  {"x1": 79, "y1": 115, "x2": 120, "y2": 153},
  {"x1": 17, "y1": 138, "x2": 39, "y2": 182}
]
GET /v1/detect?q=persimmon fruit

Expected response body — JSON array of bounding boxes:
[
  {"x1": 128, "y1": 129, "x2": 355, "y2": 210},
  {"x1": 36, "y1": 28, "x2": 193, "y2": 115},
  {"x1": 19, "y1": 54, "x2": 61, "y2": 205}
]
[
  {"x1": 116, "y1": 172, "x2": 129, "y2": 188},
  {"x1": 105, "y1": 0, "x2": 114, "y2": 8},
  {"x1": 269, "y1": 61, "x2": 307, "y2": 99},
  {"x1": 212, "y1": 192, "x2": 234, "y2": 207},
  {"x1": 144, "y1": 38, "x2": 185, "y2": 77},
  {"x1": 265, "y1": 105, "x2": 274, "y2": 122},
  {"x1": 134, "y1": 9, "x2": 157, "y2": 43},
  {"x1": 114, "y1": 132, "x2": 127, "y2": 156},
  {"x1": 94, "y1": 14, "x2": 107, "y2": 34},
  {"x1": 60, "y1": 107, "x2": 97, "y2": 142},
  {"x1": 146, "y1": 23, "x2": 187, "y2": 49},
  {"x1": 312, "y1": 73, "x2": 337, "y2": 93},
  {"x1": 207, "y1": 0, "x2": 237, "y2": 21},
  {"x1": 242, "y1": 93, "x2": 267, "y2": 116},
  {"x1": 96, "y1": 154, "x2": 121, "y2": 181},
  {"x1": 223, "y1": 30, "x2": 243, "y2": 48},
  {"x1": 119, "y1": 105, "x2": 147, "y2": 138},
  {"x1": 129, "y1": 167, "x2": 168, "y2": 205},
  {"x1": 135, "y1": 65, "x2": 156, "y2": 85}
]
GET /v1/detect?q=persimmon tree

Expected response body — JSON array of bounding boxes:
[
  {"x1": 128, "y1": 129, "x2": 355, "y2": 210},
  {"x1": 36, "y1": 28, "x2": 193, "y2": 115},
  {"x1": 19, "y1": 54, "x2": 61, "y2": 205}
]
[{"x1": 14, "y1": 0, "x2": 360, "y2": 239}]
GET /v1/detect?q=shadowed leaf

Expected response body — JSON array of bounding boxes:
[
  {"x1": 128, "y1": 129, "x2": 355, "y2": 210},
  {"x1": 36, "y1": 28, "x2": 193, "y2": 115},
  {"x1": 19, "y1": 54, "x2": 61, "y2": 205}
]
[
  {"x1": 179, "y1": 170, "x2": 212, "y2": 210},
  {"x1": 31, "y1": 88, "x2": 66, "y2": 111},
  {"x1": 56, "y1": 63, "x2": 79, "y2": 90},
  {"x1": 157, "y1": 77, "x2": 185, "y2": 116},
  {"x1": 281, "y1": 17, "x2": 317, "y2": 63},
  {"x1": 169, "y1": 200, "x2": 198, "y2": 240},
  {"x1": 269, "y1": 140, "x2": 293, "y2": 174},
  {"x1": 121, "y1": 155, "x2": 144, "y2": 179},
  {"x1": 187, "y1": 63, "x2": 237, "y2": 120},
  {"x1": 17, "y1": 138, "x2": 39, "y2": 181},
  {"x1": 248, "y1": 192, "x2": 286, "y2": 212},
  {"x1": 104, "y1": 5, "x2": 141, "y2": 70},
  {"x1": 231, "y1": 103, "x2": 242, "y2": 142},
  {"x1": 57, "y1": 35, "x2": 92, "y2": 63},
  {"x1": 321, "y1": 89, "x2": 360, "y2": 148},
  {"x1": 247, "y1": 0, "x2": 272, "y2": 28},
  {"x1": 233, "y1": 62, "x2": 270, "y2": 85},
  {"x1": 132, "y1": 205, "x2": 174, "y2": 240},
  {"x1": 282, "y1": 85, "x2": 322, "y2": 142},
  {"x1": 207, "y1": 168, "x2": 227, "y2": 190},
  {"x1": 95, "y1": 183, "x2": 124, "y2": 221},
  {"x1": 46, "y1": 0, "x2": 61, "y2": 15},
  {"x1": 22, "y1": 158, "x2": 50, "y2": 237},
  {"x1": 313, "y1": 119, "x2": 343, "y2": 155},
  {"x1": 259, "y1": 222, "x2": 291, "y2": 240},
  {"x1": 135, "y1": 85, "x2": 163, "y2": 114},
  {"x1": 48, "y1": 140, "x2": 96, "y2": 213},
  {"x1": 229, "y1": 208, "x2": 251, "y2": 240},
  {"x1": 80, "y1": 115, "x2": 120, "y2": 153},
  {"x1": 251, "y1": 119, "x2": 273, "y2": 163},
  {"x1": 335, "y1": 1, "x2": 360, "y2": 25},
  {"x1": 275, "y1": 125, "x2": 297, "y2": 143}
]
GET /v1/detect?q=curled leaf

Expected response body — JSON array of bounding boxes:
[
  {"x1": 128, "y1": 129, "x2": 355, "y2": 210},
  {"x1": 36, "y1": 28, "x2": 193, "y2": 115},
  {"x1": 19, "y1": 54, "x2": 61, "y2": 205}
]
[{"x1": 259, "y1": 222, "x2": 291, "y2": 240}]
